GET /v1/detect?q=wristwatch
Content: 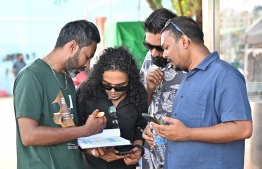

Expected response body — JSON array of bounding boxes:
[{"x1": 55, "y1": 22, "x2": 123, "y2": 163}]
[{"x1": 132, "y1": 144, "x2": 145, "y2": 157}]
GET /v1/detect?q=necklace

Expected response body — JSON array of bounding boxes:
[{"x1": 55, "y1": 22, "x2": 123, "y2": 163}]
[{"x1": 46, "y1": 56, "x2": 68, "y2": 90}]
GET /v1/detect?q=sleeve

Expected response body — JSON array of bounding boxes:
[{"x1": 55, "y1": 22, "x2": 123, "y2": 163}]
[
  {"x1": 133, "y1": 102, "x2": 148, "y2": 143},
  {"x1": 215, "y1": 70, "x2": 252, "y2": 122},
  {"x1": 76, "y1": 84, "x2": 87, "y2": 126},
  {"x1": 14, "y1": 69, "x2": 44, "y2": 121},
  {"x1": 76, "y1": 82, "x2": 97, "y2": 126},
  {"x1": 140, "y1": 51, "x2": 152, "y2": 87}
]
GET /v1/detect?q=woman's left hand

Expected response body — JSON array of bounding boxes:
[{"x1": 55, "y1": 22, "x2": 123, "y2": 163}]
[
  {"x1": 100, "y1": 147, "x2": 124, "y2": 162},
  {"x1": 123, "y1": 147, "x2": 142, "y2": 165}
]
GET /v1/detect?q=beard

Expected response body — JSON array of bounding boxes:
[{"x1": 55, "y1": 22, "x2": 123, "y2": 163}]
[
  {"x1": 174, "y1": 64, "x2": 188, "y2": 72},
  {"x1": 151, "y1": 56, "x2": 168, "y2": 68},
  {"x1": 65, "y1": 49, "x2": 82, "y2": 78}
]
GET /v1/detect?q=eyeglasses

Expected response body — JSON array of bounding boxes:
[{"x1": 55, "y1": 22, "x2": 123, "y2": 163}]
[
  {"x1": 164, "y1": 19, "x2": 186, "y2": 36},
  {"x1": 101, "y1": 84, "x2": 128, "y2": 92},
  {"x1": 108, "y1": 105, "x2": 119, "y2": 128},
  {"x1": 143, "y1": 37, "x2": 164, "y2": 52}
]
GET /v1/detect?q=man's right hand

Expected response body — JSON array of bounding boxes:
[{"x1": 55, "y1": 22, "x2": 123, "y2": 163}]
[
  {"x1": 83, "y1": 109, "x2": 107, "y2": 136},
  {"x1": 142, "y1": 125, "x2": 156, "y2": 147},
  {"x1": 146, "y1": 68, "x2": 164, "y2": 92}
]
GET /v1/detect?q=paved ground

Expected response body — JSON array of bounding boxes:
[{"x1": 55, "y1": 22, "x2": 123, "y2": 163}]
[
  {"x1": 0, "y1": 96, "x2": 16, "y2": 169},
  {"x1": 1, "y1": 95, "x2": 255, "y2": 169}
]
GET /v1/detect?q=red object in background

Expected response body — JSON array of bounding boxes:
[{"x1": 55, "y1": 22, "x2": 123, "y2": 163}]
[
  {"x1": 0, "y1": 90, "x2": 8, "y2": 97},
  {"x1": 72, "y1": 71, "x2": 87, "y2": 88}
]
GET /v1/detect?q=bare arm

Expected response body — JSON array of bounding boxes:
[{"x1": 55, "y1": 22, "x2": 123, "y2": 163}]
[
  {"x1": 18, "y1": 110, "x2": 107, "y2": 146},
  {"x1": 152, "y1": 117, "x2": 252, "y2": 143}
]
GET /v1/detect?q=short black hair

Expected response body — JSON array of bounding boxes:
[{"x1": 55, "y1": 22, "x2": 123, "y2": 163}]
[
  {"x1": 55, "y1": 20, "x2": 101, "y2": 49},
  {"x1": 143, "y1": 8, "x2": 177, "y2": 34},
  {"x1": 161, "y1": 16, "x2": 204, "y2": 44}
]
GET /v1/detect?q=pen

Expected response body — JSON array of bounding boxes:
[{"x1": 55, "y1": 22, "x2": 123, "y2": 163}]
[{"x1": 138, "y1": 127, "x2": 145, "y2": 133}]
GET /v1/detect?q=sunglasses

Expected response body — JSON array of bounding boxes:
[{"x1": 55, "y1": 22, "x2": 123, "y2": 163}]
[
  {"x1": 101, "y1": 84, "x2": 128, "y2": 92},
  {"x1": 108, "y1": 105, "x2": 119, "y2": 128},
  {"x1": 143, "y1": 37, "x2": 164, "y2": 52},
  {"x1": 164, "y1": 19, "x2": 186, "y2": 36}
]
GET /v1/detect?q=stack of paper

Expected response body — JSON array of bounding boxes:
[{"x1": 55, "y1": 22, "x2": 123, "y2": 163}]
[{"x1": 78, "y1": 129, "x2": 131, "y2": 149}]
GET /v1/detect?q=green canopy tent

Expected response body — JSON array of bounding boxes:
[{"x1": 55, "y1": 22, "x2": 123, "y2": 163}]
[{"x1": 104, "y1": 21, "x2": 148, "y2": 69}]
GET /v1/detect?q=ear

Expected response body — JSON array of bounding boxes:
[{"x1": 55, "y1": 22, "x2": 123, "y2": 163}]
[
  {"x1": 181, "y1": 35, "x2": 190, "y2": 48},
  {"x1": 67, "y1": 40, "x2": 78, "y2": 54}
]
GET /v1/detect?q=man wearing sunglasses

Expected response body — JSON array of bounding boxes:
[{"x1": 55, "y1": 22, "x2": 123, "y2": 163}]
[
  {"x1": 140, "y1": 8, "x2": 186, "y2": 169},
  {"x1": 149, "y1": 16, "x2": 253, "y2": 169}
]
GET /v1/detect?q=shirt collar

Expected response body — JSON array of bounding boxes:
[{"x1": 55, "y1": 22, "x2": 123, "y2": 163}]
[{"x1": 195, "y1": 51, "x2": 219, "y2": 70}]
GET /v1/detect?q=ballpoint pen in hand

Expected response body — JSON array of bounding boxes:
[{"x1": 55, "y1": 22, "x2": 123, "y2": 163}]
[{"x1": 138, "y1": 127, "x2": 145, "y2": 133}]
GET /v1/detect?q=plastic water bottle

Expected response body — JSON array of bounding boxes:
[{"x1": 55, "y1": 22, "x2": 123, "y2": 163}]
[{"x1": 152, "y1": 131, "x2": 166, "y2": 167}]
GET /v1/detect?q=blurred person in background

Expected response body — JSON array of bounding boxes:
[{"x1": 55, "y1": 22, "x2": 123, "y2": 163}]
[{"x1": 12, "y1": 54, "x2": 26, "y2": 77}]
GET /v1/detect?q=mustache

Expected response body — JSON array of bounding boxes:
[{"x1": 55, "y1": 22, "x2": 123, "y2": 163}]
[{"x1": 151, "y1": 56, "x2": 168, "y2": 68}]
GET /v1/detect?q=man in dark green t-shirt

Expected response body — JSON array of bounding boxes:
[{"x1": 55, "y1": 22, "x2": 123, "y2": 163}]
[{"x1": 13, "y1": 20, "x2": 107, "y2": 169}]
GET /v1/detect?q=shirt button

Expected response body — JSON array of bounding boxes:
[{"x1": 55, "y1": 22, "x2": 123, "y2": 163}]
[{"x1": 180, "y1": 95, "x2": 183, "y2": 98}]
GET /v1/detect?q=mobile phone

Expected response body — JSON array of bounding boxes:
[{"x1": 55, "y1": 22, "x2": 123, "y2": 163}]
[
  {"x1": 115, "y1": 150, "x2": 133, "y2": 155},
  {"x1": 142, "y1": 113, "x2": 163, "y2": 125}
]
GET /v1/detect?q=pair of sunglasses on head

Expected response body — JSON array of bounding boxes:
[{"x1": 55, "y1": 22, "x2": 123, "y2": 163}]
[{"x1": 142, "y1": 19, "x2": 186, "y2": 52}]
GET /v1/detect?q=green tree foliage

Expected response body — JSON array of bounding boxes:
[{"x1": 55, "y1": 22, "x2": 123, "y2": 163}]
[{"x1": 146, "y1": 0, "x2": 202, "y2": 30}]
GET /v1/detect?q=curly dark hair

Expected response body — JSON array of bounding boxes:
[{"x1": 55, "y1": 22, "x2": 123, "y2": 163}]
[{"x1": 77, "y1": 46, "x2": 147, "y2": 113}]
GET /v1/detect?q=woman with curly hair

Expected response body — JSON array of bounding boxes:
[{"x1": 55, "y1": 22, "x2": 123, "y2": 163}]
[{"x1": 76, "y1": 46, "x2": 148, "y2": 169}]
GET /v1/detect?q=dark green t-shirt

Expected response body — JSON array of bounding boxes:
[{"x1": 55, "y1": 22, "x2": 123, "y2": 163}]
[{"x1": 13, "y1": 59, "x2": 83, "y2": 169}]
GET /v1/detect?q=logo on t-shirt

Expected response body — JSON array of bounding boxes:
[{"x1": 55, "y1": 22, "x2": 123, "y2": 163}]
[{"x1": 52, "y1": 91, "x2": 75, "y2": 128}]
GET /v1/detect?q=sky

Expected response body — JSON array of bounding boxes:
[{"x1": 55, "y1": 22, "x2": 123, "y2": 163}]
[
  {"x1": 0, "y1": 0, "x2": 153, "y2": 94},
  {"x1": 220, "y1": 0, "x2": 262, "y2": 12}
]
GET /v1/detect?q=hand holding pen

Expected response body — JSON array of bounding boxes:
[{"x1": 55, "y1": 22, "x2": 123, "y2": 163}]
[{"x1": 139, "y1": 126, "x2": 157, "y2": 147}]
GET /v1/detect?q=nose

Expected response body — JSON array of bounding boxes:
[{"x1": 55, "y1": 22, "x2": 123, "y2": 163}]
[
  {"x1": 162, "y1": 50, "x2": 168, "y2": 58},
  {"x1": 110, "y1": 87, "x2": 116, "y2": 92},
  {"x1": 84, "y1": 61, "x2": 90, "y2": 69},
  {"x1": 151, "y1": 48, "x2": 162, "y2": 57}
]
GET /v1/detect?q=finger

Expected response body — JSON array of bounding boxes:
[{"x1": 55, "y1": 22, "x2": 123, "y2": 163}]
[
  {"x1": 149, "y1": 68, "x2": 162, "y2": 77},
  {"x1": 145, "y1": 125, "x2": 154, "y2": 136},
  {"x1": 151, "y1": 122, "x2": 161, "y2": 133},
  {"x1": 91, "y1": 109, "x2": 99, "y2": 116},
  {"x1": 102, "y1": 147, "x2": 109, "y2": 153},
  {"x1": 97, "y1": 147, "x2": 105, "y2": 156},
  {"x1": 91, "y1": 149, "x2": 96, "y2": 156},
  {"x1": 102, "y1": 116, "x2": 107, "y2": 125},
  {"x1": 163, "y1": 116, "x2": 175, "y2": 125},
  {"x1": 142, "y1": 132, "x2": 154, "y2": 143},
  {"x1": 107, "y1": 146, "x2": 115, "y2": 152},
  {"x1": 124, "y1": 156, "x2": 137, "y2": 164},
  {"x1": 148, "y1": 72, "x2": 162, "y2": 82},
  {"x1": 115, "y1": 154, "x2": 125, "y2": 159},
  {"x1": 150, "y1": 69, "x2": 164, "y2": 80}
]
